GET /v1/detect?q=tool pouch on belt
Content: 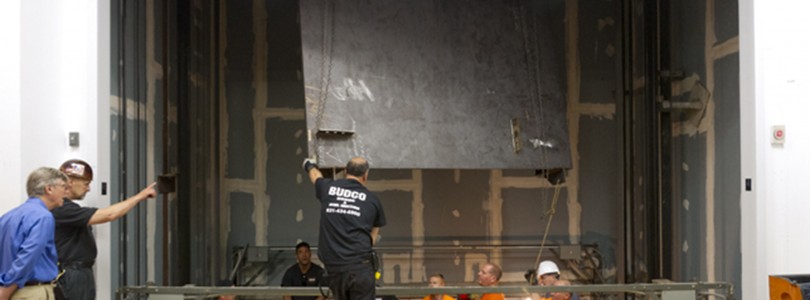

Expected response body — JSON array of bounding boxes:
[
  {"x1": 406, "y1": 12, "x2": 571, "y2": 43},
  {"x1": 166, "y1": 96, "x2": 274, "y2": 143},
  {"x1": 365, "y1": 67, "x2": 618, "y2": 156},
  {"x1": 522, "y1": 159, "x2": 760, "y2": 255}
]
[
  {"x1": 371, "y1": 251, "x2": 380, "y2": 272},
  {"x1": 53, "y1": 284, "x2": 66, "y2": 300},
  {"x1": 52, "y1": 268, "x2": 66, "y2": 300}
]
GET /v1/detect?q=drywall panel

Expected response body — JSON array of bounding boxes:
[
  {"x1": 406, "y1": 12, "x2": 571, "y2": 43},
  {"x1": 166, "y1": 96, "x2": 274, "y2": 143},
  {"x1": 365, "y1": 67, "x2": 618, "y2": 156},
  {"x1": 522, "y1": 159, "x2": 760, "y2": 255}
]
[
  {"x1": 714, "y1": 0, "x2": 739, "y2": 44},
  {"x1": 227, "y1": 192, "x2": 257, "y2": 249},
  {"x1": 502, "y1": 188, "x2": 571, "y2": 243},
  {"x1": 422, "y1": 170, "x2": 491, "y2": 243},
  {"x1": 578, "y1": 0, "x2": 620, "y2": 104},
  {"x1": 673, "y1": 134, "x2": 707, "y2": 281},
  {"x1": 712, "y1": 54, "x2": 741, "y2": 297},
  {"x1": 670, "y1": 0, "x2": 707, "y2": 81},
  {"x1": 265, "y1": 118, "x2": 320, "y2": 245},
  {"x1": 225, "y1": 0, "x2": 256, "y2": 179},
  {"x1": 578, "y1": 116, "x2": 619, "y2": 273},
  {"x1": 374, "y1": 190, "x2": 415, "y2": 246}
]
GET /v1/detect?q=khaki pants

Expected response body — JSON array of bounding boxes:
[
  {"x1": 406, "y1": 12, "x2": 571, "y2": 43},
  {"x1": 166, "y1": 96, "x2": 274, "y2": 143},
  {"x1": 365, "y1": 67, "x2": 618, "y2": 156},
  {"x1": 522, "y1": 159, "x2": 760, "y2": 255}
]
[{"x1": 11, "y1": 284, "x2": 55, "y2": 300}]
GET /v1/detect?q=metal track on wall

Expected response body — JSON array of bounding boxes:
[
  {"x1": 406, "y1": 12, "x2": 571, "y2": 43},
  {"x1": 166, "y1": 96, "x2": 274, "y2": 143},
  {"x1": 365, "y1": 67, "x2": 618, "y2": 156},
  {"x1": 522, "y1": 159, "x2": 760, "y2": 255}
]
[
  {"x1": 621, "y1": 0, "x2": 672, "y2": 288},
  {"x1": 113, "y1": 0, "x2": 177, "y2": 291},
  {"x1": 116, "y1": 0, "x2": 128, "y2": 291}
]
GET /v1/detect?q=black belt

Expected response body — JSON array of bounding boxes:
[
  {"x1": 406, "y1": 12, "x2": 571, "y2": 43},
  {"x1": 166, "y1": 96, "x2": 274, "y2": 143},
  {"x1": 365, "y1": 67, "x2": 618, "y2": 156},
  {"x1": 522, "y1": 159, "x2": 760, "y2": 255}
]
[
  {"x1": 61, "y1": 260, "x2": 94, "y2": 269},
  {"x1": 25, "y1": 281, "x2": 52, "y2": 286},
  {"x1": 326, "y1": 260, "x2": 372, "y2": 272},
  {"x1": 326, "y1": 251, "x2": 378, "y2": 271}
]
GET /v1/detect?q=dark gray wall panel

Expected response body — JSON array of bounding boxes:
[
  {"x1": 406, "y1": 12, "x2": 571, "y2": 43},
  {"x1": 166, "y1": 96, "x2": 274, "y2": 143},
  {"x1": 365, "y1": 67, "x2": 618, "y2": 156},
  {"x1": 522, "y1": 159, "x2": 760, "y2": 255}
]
[
  {"x1": 671, "y1": 0, "x2": 707, "y2": 80},
  {"x1": 579, "y1": 0, "x2": 621, "y2": 103},
  {"x1": 225, "y1": 0, "x2": 256, "y2": 179},
  {"x1": 227, "y1": 192, "x2": 257, "y2": 255},
  {"x1": 673, "y1": 135, "x2": 707, "y2": 281},
  {"x1": 714, "y1": 0, "x2": 739, "y2": 43},
  {"x1": 502, "y1": 188, "x2": 570, "y2": 243},
  {"x1": 266, "y1": 119, "x2": 319, "y2": 245},
  {"x1": 373, "y1": 169, "x2": 420, "y2": 180},
  {"x1": 422, "y1": 170, "x2": 490, "y2": 244},
  {"x1": 501, "y1": 169, "x2": 537, "y2": 177},
  {"x1": 267, "y1": 0, "x2": 306, "y2": 109},
  {"x1": 422, "y1": 249, "x2": 466, "y2": 284},
  {"x1": 375, "y1": 190, "x2": 414, "y2": 246},
  {"x1": 300, "y1": 0, "x2": 570, "y2": 169},
  {"x1": 578, "y1": 116, "x2": 620, "y2": 270},
  {"x1": 713, "y1": 54, "x2": 741, "y2": 297}
]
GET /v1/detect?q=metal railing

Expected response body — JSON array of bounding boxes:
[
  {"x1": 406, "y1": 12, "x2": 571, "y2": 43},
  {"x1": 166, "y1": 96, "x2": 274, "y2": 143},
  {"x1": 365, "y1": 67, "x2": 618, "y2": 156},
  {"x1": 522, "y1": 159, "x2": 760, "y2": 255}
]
[{"x1": 118, "y1": 281, "x2": 734, "y2": 300}]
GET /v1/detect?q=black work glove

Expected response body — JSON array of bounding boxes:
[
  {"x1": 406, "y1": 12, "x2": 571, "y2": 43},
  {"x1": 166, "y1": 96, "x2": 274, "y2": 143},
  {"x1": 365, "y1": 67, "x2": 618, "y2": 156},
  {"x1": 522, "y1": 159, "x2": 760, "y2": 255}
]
[{"x1": 303, "y1": 157, "x2": 319, "y2": 172}]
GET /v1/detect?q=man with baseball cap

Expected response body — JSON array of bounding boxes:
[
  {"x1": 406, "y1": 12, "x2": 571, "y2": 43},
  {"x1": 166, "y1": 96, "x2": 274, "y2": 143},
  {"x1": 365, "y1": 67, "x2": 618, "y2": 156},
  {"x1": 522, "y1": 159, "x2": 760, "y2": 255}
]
[{"x1": 52, "y1": 159, "x2": 157, "y2": 299}]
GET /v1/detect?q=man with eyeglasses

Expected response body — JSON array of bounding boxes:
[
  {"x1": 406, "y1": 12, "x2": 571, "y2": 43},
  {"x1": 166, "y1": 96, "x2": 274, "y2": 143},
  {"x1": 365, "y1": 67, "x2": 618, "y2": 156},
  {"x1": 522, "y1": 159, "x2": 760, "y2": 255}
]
[
  {"x1": 52, "y1": 159, "x2": 156, "y2": 300},
  {"x1": 0, "y1": 167, "x2": 69, "y2": 300}
]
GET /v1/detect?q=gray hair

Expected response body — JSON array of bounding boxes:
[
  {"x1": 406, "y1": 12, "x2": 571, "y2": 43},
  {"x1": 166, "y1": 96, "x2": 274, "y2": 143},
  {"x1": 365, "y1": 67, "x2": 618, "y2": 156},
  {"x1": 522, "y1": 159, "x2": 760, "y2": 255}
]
[{"x1": 27, "y1": 167, "x2": 68, "y2": 197}]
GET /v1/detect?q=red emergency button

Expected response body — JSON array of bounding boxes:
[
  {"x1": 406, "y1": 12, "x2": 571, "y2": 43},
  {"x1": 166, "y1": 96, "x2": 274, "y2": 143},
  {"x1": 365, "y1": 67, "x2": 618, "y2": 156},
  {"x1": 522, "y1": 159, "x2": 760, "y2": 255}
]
[{"x1": 772, "y1": 125, "x2": 786, "y2": 144}]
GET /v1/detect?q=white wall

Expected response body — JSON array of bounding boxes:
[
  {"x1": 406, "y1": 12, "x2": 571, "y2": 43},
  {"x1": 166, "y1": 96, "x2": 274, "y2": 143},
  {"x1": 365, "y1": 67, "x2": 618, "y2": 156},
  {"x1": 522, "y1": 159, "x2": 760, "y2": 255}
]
[
  {"x1": 20, "y1": 1, "x2": 99, "y2": 173},
  {"x1": 757, "y1": 0, "x2": 810, "y2": 274},
  {"x1": 0, "y1": 0, "x2": 23, "y2": 214},
  {"x1": 1, "y1": 0, "x2": 110, "y2": 297},
  {"x1": 94, "y1": 1, "x2": 113, "y2": 298},
  {"x1": 741, "y1": 0, "x2": 810, "y2": 299}
]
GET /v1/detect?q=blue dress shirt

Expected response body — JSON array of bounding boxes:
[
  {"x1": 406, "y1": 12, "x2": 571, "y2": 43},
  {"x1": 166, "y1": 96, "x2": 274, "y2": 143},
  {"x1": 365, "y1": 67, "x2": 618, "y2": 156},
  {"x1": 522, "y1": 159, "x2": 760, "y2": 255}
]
[{"x1": 0, "y1": 197, "x2": 59, "y2": 288}]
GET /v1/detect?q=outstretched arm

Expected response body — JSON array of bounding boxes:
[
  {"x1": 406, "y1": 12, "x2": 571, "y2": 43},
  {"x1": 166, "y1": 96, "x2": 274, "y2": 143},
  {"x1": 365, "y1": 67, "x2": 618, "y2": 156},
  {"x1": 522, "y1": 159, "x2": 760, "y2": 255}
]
[
  {"x1": 89, "y1": 182, "x2": 157, "y2": 225},
  {"x1": 307, "y1": 168, "x2": 323, "y2": 184},
  {"x1": 303, "y1": 158, "x2": 323, "y2": 184}
]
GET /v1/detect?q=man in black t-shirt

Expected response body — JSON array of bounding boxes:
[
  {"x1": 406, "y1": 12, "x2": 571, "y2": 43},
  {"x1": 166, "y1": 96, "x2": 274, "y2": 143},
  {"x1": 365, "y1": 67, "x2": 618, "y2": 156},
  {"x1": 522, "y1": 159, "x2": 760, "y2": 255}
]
[
  {"x1": 303, "y1": 156, "x2": 386, "y2": 300},
  {"x1": 281, "y1": 242, "x2": 324, "y2": 300},
  {"x1": 52, "y1": 159, "x2": 156, "y2": 300}
]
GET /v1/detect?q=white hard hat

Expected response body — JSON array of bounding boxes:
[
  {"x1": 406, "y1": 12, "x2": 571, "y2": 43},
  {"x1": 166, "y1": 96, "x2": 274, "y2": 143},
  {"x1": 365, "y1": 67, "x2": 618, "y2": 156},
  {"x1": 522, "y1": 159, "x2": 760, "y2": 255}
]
[{"x1": 538, "y1": 261, "x2": 560, "y2": 276}]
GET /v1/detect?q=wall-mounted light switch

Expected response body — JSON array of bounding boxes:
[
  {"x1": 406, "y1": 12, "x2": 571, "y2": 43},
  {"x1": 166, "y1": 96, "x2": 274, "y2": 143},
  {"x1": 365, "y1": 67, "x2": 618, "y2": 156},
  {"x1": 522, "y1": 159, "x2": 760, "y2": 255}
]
[{"x1": 69, "y1": 132, "x2": 80, "y2": 147}]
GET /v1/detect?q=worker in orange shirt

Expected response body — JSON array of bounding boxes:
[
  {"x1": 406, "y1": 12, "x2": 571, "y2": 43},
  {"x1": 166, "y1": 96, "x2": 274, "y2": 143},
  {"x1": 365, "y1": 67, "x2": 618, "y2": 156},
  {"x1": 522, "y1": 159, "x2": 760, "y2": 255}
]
[
  {"x1": 423, "y1": 273, "x2": 454, "y2": 300},
  {"x1": 476, "y1": 263, "x2": 504, "y2": 300}
]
